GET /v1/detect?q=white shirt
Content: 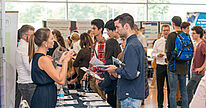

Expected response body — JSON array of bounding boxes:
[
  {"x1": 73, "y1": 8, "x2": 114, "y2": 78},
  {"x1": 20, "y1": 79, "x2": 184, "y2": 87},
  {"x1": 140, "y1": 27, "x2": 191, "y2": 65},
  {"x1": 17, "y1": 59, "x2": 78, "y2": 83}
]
[
  {"x1": 137, "y1": 33, "x2": 147, "y2": 48},
  {"x1": 16, "y1": 39, "x2": 33, "y2": 84},
  {"x1": 152, "y1": 37, "x2": 167, "y2": 65}
]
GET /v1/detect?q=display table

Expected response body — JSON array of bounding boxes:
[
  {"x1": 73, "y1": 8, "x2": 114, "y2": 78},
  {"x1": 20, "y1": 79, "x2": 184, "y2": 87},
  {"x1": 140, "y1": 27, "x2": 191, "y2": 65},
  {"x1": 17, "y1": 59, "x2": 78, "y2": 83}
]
[{"x1": 56, "y1": 89, "x2": 111, "y2": 108}]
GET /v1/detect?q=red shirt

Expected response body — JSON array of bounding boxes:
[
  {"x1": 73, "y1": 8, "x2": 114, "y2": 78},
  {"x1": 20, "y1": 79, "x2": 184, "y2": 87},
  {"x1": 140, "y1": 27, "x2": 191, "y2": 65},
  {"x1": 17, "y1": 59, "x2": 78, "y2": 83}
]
[
  {"x1": 192, "y1": 41, "x2": 206, "y2": 74},
  {"x1": 89, "y1": 38, "x2": 106, "y2": 78}
]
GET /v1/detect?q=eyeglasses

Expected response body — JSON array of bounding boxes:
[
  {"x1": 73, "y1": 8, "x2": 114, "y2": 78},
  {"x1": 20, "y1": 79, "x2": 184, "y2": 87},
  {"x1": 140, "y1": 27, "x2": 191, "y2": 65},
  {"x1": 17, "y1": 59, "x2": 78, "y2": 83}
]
[{"x1": 163, "y1": 30, "x2": 169, "y2": 32}]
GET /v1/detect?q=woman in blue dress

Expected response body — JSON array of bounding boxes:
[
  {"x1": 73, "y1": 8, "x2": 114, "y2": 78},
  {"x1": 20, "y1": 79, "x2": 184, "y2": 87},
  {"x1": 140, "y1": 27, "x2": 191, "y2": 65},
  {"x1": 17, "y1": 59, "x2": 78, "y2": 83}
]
[{"x1": 31, "y1": 28, "x2": 73, "y2": 108}]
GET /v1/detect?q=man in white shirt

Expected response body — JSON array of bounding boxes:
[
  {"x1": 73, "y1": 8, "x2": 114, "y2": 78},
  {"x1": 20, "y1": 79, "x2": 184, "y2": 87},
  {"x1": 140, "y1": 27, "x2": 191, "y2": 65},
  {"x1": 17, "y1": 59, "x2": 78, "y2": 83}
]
[
  {"x1": 16, "y1": 25, "x2": 35, "y2": 106},
  {"x1": 152, "y1": 25, "x2": 170, "y2": 108},
  {"x1": 134, "y1": 25, "x2": 147, "y2": 52}
]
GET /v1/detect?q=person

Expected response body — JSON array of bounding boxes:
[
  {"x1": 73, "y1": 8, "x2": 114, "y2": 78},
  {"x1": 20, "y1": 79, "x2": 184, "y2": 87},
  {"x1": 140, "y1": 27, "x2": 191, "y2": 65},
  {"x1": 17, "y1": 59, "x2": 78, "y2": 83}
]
[
  {"x1": 105, "y1": 19, "x2": 121, "y2": 44},
  {"x1": 175, "y1": 22, "x2": 191, "y2": 106},
  {"x1": 150, "y1": 32, "x2": 161, "y2": 87},
  {"x1": 134, "y1": 25, "x2": 147, "y2": 52},
  {"x1": 31, "y1": 28, "x2": 73, "y2": 108},
  {"x1": 73, "y1": 33, "x2": 93, "y2": 84},
  {"x1": 89, "y1": 19, "x2": 106, "y2": 99},
  {"x1": 152, "y1": 24, "x2": 170, "y2": 108},
  {"x1": 47, "y1": 29, "x2": 59, "y2": 56},
  {"x1": 52, "y1": 29, "x2": 67, "y2": 67},
  {"x1": 105, "y1": 13, "x2": 145, "y2": 108},
  {"x1": 71, "y1": 32, "x2": 81, "y2": 54},
  {"x1": 97, "y1": 38, "x2": 121, "y2": 107},
  {"x1": 16, "y1": 25, "x2": 35, "y2": 106},
  {"x1": 165, "y1": 16, "x2": 189, "y2": 108},
  {"x1": 67, "y1": 36, "x2": 72, "y2": 50},
  {"x1": 88, "y1": 30, "x2": 94, "y2": 42},
  {"x1": 189, "y1": 70, "x2": 206, "y2": 108},
  {"x1": 186, "y1": 26, "x2": 206, "y2": 104}
]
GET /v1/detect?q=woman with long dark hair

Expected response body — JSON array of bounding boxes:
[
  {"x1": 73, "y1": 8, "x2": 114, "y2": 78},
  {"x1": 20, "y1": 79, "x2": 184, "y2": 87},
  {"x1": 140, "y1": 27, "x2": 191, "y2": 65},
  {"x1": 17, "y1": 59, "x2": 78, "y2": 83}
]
[
  {"x1": 31, "y1": 28, "x2": 73, "y2": 108},
  {"x1": 73, "y1": 33, "x2": 93, "y2": 84},
  {"x1": 97, "y1": 38, "x2": 121, "y2": 107}
]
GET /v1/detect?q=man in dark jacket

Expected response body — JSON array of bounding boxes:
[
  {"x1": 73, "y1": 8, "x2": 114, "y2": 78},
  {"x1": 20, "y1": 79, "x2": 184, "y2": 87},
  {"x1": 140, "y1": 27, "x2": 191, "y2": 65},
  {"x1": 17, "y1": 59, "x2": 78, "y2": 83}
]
[{"x1": 106, "y1": 13, "x2": 145, "y2": 108}]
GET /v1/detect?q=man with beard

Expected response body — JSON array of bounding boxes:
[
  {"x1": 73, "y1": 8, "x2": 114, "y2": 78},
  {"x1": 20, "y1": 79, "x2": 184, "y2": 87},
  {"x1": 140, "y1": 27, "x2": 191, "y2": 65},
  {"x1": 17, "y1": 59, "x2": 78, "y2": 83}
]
[{"x1": 106, "y1": 13, "x2": 145, "y2": 108}]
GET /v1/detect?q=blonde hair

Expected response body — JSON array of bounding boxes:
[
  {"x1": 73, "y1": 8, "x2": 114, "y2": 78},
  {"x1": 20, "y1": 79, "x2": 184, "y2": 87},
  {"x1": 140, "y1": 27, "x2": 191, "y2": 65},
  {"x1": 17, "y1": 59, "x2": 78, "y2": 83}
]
[{"x1": 71, "y1": 33, "x2": 80, "y2": 41}]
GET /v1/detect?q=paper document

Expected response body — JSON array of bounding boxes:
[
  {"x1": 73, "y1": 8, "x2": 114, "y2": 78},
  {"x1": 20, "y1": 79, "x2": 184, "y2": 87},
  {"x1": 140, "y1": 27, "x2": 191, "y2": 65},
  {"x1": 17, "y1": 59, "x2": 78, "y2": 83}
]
[
  {"x1": 80, "y1": 67, "x2": 104, "y2": 81},
  {"x1": 112, "y1": 57, "x2": 125, "y2": 66},
  {"x1": 90, "y1": 56, "x2": 104, "y2": 65},
  {"x1": 95, "y1": 65, "x2": 109, "y2": 69}
]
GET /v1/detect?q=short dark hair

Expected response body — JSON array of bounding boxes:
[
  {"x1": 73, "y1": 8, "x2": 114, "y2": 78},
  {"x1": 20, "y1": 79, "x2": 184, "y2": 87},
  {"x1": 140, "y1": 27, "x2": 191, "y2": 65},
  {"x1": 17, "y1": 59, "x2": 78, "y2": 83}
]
[
  {"x1": 191, "y1": 26, "x2": 204, "y2": 38},
  {"x1": 34, "y1": 28, "x2": 50, "y2": 47},
  {"x1": 105, "y1": 19, "x2": 116, "y2": 31},
  {"x1": 172, "y1": 16, "x2": 182, "y2": 27},
  {"x1": 161, "y1": 25, "x2": 170, "y2": 31},
  {"x1": 140, "y1": 27, "x2": 145, "y2": 30},
  {"x1": 91, "y1": 19, "x2": 104, "y2": 34},
  {"x1": 181, "y1": 22, "x2": 190, "y2": 29},
  {"x1": 114, "y1": 13, "x2": 134, "y2": 29},
  {"x1": 19, "y1": 25, "x2": 35, "y2": 39},
  {"x1": 105, "y1": 38, "x2": 121, "y2": 60}
]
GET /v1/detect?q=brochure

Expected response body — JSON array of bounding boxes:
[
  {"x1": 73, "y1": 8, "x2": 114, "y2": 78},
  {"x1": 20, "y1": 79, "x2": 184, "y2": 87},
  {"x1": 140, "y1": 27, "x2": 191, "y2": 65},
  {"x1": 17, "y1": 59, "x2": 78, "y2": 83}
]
[
  {"x1": 80, "y1": 67, "x2": 104, "y2": 81},
  {"x1": 112, "y1": 57, "x2": 125, "y2": 66},
  {"x1": 95, "y1": 65, "x2": 109, "y2": 69}
]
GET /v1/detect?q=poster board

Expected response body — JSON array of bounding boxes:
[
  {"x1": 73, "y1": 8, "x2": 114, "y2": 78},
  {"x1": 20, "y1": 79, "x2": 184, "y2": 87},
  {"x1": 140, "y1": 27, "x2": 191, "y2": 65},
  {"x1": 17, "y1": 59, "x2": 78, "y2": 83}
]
[
  {"x1": 187, "y1": 12, "x2": 206, "y2": 30},
  {"x1": 142, "y1": 21, "x2": 158, "y2": 44},
  {"x1": 5, "y1": 11, "x2": 18, "y2": 108},
  {"x1": 47, "y1": 20, "x2": 71, "y2": 39},
  {"x1": 76, "y1": 20, "x2": 91, "y2": 34}
]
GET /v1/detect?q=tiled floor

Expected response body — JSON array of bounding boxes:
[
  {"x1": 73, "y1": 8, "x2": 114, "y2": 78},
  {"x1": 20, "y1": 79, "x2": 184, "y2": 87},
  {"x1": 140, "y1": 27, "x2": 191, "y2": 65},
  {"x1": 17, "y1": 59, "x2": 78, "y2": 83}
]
[{"x1": 141, "y1": 78, "x2": 181, "y2": 108}]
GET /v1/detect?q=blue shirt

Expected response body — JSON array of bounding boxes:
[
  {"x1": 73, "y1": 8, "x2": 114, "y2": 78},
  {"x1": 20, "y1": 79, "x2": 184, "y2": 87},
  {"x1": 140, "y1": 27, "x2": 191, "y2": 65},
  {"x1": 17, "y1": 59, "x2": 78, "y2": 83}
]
[{"x1": 116, "y1": 34, "x2": 145, "y2": 101}]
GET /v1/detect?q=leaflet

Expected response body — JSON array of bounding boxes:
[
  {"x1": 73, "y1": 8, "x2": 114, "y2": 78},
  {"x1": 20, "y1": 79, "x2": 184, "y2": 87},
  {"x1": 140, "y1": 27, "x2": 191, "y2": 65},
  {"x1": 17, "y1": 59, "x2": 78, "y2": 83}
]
[{"x1": 80, "y1": 67, "x2": 104, "y2": 81}]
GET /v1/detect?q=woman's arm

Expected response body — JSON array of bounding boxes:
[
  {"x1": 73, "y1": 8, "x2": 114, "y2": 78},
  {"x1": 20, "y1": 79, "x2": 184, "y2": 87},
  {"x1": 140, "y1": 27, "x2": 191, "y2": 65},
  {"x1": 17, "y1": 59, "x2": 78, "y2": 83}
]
[{"x1": 39, "y1": 51, "x2": 73, "y2": 85}]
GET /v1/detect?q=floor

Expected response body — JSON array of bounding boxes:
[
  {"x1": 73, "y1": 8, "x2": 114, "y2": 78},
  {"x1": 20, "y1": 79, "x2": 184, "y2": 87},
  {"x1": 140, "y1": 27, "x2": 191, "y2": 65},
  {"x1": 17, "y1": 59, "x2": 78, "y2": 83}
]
[{"x1": 141, "y1": 78, "x2": 181, "y2": 108}]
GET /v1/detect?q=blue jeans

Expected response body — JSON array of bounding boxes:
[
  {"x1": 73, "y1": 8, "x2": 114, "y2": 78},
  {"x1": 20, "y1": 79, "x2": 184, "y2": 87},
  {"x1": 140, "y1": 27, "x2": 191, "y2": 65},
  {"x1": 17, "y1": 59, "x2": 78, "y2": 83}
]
[
  {"x1": 120, "y1": 97, "x2": 142, "y2": 108},
  {"x1": 186, "y1": 73, "x2": 204, "y2": 104},
  {"x1": 168, "y1": 72, "x2": 188, "y2": 108}
]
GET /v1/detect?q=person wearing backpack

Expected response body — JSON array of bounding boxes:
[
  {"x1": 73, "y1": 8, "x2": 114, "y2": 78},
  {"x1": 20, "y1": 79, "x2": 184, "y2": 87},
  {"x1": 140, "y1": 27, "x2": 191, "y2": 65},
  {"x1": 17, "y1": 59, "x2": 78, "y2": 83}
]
[
  {"x1": 186, "y1": 26, "x2": 206, "y2": 104},
  {"x1": 152, "y1": 24, "x2": 170, "y2": 108},
  {"x1": 166, "y1": 16, "x2": 194, "y2": 108}
]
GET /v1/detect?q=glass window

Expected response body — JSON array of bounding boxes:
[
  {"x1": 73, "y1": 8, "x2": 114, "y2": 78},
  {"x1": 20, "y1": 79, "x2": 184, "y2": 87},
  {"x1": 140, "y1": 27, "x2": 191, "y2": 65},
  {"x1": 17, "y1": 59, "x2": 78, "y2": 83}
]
[
  {"x1": 68, "y1": 3, "x2": 146, "y2": 22},
  {"x1": 148, "y1": 4, "x2": 206, "y2": 21},
  {"x1": 5, "y1": 2, "x2": 66, "y2": 29},
  {"x1": 149, "y1": 0, "x2": 206, "y2": 3},
  {"x1": 6, "y1": 0, "x2": 146, "y2": 3}
]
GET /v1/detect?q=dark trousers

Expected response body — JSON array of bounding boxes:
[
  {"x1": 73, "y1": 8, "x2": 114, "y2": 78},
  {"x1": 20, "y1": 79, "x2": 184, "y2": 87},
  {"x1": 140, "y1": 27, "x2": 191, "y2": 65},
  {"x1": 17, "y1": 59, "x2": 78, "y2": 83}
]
[
  {"x1": 106, "y1": 90, "x2": 117, "y2": 108},
  {"x1": 156, "y1": 64, "x2": 170, "y2": 108},
  {"x1": 18, "y1": 83, "x2": 36, "y2": 106}
]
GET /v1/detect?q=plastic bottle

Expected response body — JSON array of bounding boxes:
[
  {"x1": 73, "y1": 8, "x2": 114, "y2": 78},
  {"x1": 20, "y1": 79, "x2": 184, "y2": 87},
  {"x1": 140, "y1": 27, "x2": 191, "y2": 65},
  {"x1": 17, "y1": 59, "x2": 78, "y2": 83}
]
[{"x1": 59, "y1": 86, "x2": 64, "y2": 106}]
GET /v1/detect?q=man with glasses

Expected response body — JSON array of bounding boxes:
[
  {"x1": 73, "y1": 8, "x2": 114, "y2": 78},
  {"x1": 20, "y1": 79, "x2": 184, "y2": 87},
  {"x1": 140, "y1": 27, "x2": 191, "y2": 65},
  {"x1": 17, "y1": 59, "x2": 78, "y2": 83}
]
[
  {"x1": 16, "y1": 25, "x2": 35, "y2": 107},
  {"x1": 152, "y1": 25, "x2": 170, "y2": 108},
  {"x1": 186, "y1": 26, "x2": 206, "y2": 104}
]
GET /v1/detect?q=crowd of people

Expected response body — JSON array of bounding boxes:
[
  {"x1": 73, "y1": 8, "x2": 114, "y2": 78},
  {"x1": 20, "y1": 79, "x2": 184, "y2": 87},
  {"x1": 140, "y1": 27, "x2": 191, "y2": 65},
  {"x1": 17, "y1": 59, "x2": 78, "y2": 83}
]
[{"x1": 15, "y1": 13, "x2": 206, "y2": 108}]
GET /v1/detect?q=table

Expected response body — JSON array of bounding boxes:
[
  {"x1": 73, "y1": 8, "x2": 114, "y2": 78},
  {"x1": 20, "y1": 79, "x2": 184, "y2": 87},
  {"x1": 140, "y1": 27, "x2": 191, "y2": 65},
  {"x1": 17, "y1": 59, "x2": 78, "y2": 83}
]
[{"x1": 56, "y1": 89, "x2": 112, "y2": 108}]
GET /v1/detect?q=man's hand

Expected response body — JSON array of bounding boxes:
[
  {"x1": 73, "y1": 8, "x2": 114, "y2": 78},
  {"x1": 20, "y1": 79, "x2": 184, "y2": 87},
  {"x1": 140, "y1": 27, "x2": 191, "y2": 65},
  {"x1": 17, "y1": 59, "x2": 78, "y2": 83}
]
[
  {"x1": 105, "y1": 65, "x2": 117, "y2": 74},
  {"x1": 196, "y1": 67, "x2": 205, "y2": 74}
]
